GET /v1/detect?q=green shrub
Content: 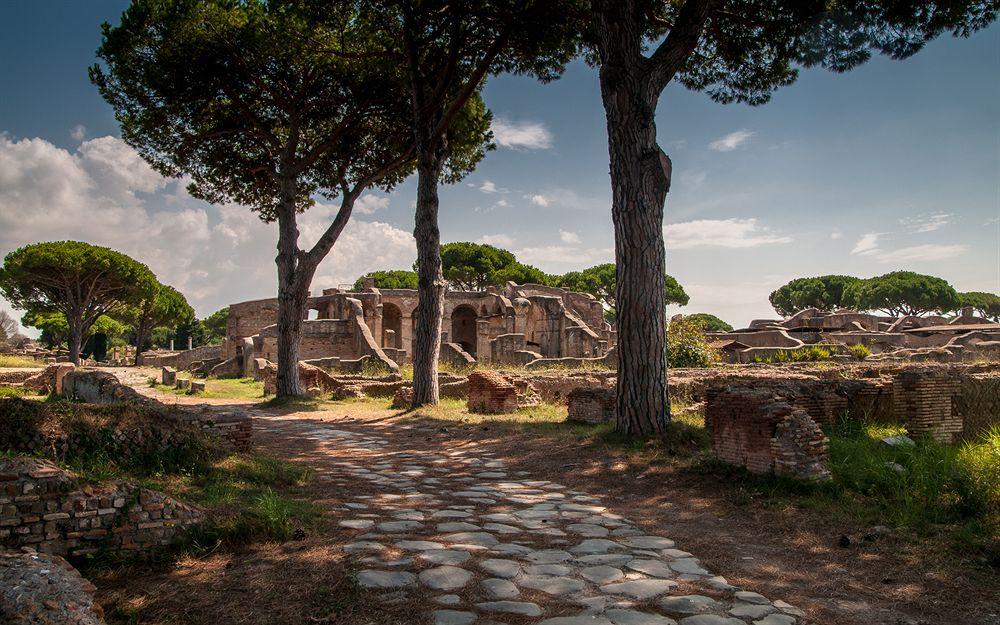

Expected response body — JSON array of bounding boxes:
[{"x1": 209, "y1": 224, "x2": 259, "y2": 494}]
[
  {"x1": 667, "y1": 317, "x2": 718, "y2": 368},
  {"x1": 755, "y1": 345, "x2": 831, "y2": 363},
  {"x1": 847, "y1": 343, "x2": 871, "y2": 360}
]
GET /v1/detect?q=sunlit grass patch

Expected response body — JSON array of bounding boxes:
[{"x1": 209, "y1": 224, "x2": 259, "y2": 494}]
[
  {"x1": 152, "y1": 377, "x2": 265, "y2": 400},
  {"x1": 0, "y1": 354, "x2": 45, "y2": 368}
]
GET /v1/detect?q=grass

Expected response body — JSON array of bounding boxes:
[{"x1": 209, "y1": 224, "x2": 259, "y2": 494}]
[
  {"x1": 152, "y1": 376, "x2": 265, "y2": 400},
  {"x1": 396, "y1": 358, "x2": 615, "y2": 381},
  {"x1": 0, "y1": 385, "x2": 28, "y2": 398},
  {"x1": 0, "y1": 354, "x2": 45, "y2": 368}
]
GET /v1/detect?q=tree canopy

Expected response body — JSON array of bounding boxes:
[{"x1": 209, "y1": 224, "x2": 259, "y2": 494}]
[
  {"x1": 428, "y1": 242, "x2": 549, "y2": 291},
  {"x1": 555, "y1": 263, "x2": 688, "y2": 314},
  {"x1": 685, "y1": 313, "x2": 733, "y2": 333},
  {"x1": 202, "y1": 306, "x2": 229, "y2": 343},
  {"x1": 120, "y1": 283, "x2": 194, "y2": 362},
  {"x1": 958, "y1": 291, "x2": 1000, "y2": 321},
  {"x1": 769, "y1": 275, "x2": 863, "y2": 317},
  {"x1": 843, "y1": 271, "x2": 960, "y2": 317},
  {"x1": 0, "y1": 241, "x2": 156, "y2": 363},
  {"x1": 353, "y1": 270, "x2": 420, "y2": 292}
]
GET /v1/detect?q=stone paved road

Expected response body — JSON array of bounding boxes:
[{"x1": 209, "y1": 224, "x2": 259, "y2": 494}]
[{"x1": 255, "y1": 416, "x2": 806, "y2": 625}]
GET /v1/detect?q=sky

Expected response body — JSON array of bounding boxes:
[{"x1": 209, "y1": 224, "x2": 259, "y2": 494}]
[{"x1": 1, "y1": 2, "x2": 998, "y2": 336}]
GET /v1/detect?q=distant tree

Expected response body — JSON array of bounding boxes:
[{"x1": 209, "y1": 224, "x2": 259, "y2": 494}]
[
  {"x1": 362, "y1": 2, "x2": 581, "y2": 408},
  {"x1": 556, "y1": 263, "x2": 688, "y2": 315},
  {"x1": 584, "y1": 0, "x2": 997, "y2": 436},
  {"x1": 958, "y1": 291, "x2": 1000, "y2": 321},
  {"x1": 93, "y1": 0, "x2": 412, "y2": 397},
  {"x1": 353, "y1": 270, "x2": 420, "y2": 292},
  {"x1": 202, "y1": 306, "x2": 229, "y2": 344},
  {"x1": 0, "y1": 310, "x2": 16, "y2": 344},
  {"x1": 769, "y1": 275, "x2": 862, "y2": 317},
  {"x1": 22, "y1": 310, "x2": 129, "y2": 354},
  {"x1": 437, "y1": 243, "x2": 517, "y2": 291},
  {"x1": 685, "y1": 313, "x2": 732, "y2": 333},
  {"x1": 121, "y1": 283, "x2": 194, "y2": 364},
  {"x1": 0, "y1": 241, "x2": 156, "y2": 364},
  {"x1": 843, "y1": 271, "x2": 960, "y2": 317},
  {"x1": 494, "y1": 262, "x2": 553, "y2": 287}
]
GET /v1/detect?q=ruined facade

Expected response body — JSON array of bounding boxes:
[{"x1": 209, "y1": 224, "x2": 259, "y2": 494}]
[
  {"x1": 223, "y1": 281, "x2": 615, "y2": 369},
  {"x1": 708, "y1": 307, "x2": 1000, "y2": 363}
]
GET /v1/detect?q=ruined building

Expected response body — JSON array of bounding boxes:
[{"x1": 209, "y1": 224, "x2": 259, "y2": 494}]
[{"x1": 222, "y1": 281, "x2": 616, "y2": 371}]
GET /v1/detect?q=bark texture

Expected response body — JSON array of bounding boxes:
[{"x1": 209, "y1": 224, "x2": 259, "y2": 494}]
[
  {"x1": 410, "y1": 146, "x2": 447, "y2": 407},
  {"x1": 67, "y1": 323, "x2": 83, "y2": 366},
  {"x1": 274, "y1": 189, "x2": 308, "y2": 398}
]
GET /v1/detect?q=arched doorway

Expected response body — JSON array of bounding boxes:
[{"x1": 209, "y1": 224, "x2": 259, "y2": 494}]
[
  {"x1": 382, "y1": 303, "x2": 402, "y2": 348},
  {"x1": 451, "y1": 305, "x2": 478, "y2": 356}
]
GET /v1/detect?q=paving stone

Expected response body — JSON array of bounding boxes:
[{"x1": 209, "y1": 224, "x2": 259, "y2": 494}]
[
  {"x1": 537, "y1": 616, "x2": 613, "y2": 625},
  {"x1": 479, "y1": 558, "x2": 521, "y2": 578},
  {"x1": 658, "y1": 595, "x2": 722, "y2": 616},
  {"x1": 729, "y1": 603, "x2": 775, "y2": 619},
  {"x1": 518, "y1": 575, "x2": 587, "y2": 596},
  {"x1": 475, "y1": 601, "x2": 543, "y2": 617},
  {"x1": 395, "y1": 540, "x2": 446, "y2": 551},
  {"x1": 619, "y1": 536, "x2": 675, "y2": 550},
  {"x1": 481, "y1": 577, "x2": 520, "y2": 599},
  {"x1": 434, "y1": 594, "x2": 462, "y2": 605},
  {"x1": 437, "y1": 522, "x2": 481, "y2": 532},
  {"x1": 753, "y1": 615, "x2": 796, "y2": 625},
  {"x1": 571, "y1": 539, "x2": 625, "y2": 555},
  {"x1": 483, "y1": 523, "x2": 522, "y2": 534},
  {"x1": 433, "y1": 510, "x2": 474, "y2": 518},
  {"x1": 772, "y1": 600, "x2": 805, "y2": 617},
  {"x1": 677, "y1": 617, "x2": 745, "y2": 625},
  {"x1": 524, "y1": 563, "x2": 572, "y2": 576},
  {"x1": 442, "y1": 532, "x2": 499, "y2": 547},
  {"x1": 357, "y1": 570, "x2": 417, "y2": 589},
  {"x1": 339, "y1": 519, "x2": 375, "y2": 529},
  {"x1": 605, "y1": 609, "x2": 678, "y2": 625},
  {"x1": 567, "y1": 523, "x2": 610, "y2": 537},
  {"x1": 735, "y1": 591, "x2": 770, "y2": 605},
  {"x1": 419, "y1": 549, "x2": 473, "y2": 565},
  {"x1": 419, "y1": 566, "x2": 474, "y2": 590},
  {"x1": 491, "y1": 543, "x2": 534, "y2": 555},
  {"x1": 523, "y1": 549, "x2": 573, "y2": 564},
  {"x1": 668, "y1": 558, "x2": 709, "y2": 576},
  {"x1": 581, "y1": 565, "x2": 625, "y2": 585},
  {"x1": 599, "y1": 579, "x2": 678, "y2": 600},
  {"x1": 433, "y1": 609, "x2": 477, "y2": 625},
  {"x1": 576, "y1": 554, "x2": 634, "y2": 566},
  {"x1": 625, "y1": 559, "x2": 675, "y2": 578},
  {"x1": 344, "y1": 541, "x2": 385, "y2": 553},
  {"x1": 378, "y1": 520, "x2": 425, "y2": 533}
]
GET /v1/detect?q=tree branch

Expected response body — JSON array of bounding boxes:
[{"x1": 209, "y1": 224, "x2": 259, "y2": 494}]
[{"x1": 647, "y1": 0, "x2": 721, "y2": 96}]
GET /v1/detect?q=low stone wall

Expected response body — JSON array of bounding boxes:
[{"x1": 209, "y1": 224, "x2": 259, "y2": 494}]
[
  {"x1": 0, "y1": 457, "x2": 203, "y2": 557},
  {"x1": 566, "y1": 387, "x2": 615, "y2": 424},
  {"x1": 1, "y1": 549, "x2": 106, "y2": 625},
  {"x1": 0, "y1": 369, "x2": 41, "y2": 386},
  {"x1": 467, "y1": 371, "x2": 519, "y2": 414},
  {"x1": 705, "y1": 387, "x2": 830, "y2": 480},
  {"x1": 139, "y1": 344, "x2": 223, "y2": 369}
]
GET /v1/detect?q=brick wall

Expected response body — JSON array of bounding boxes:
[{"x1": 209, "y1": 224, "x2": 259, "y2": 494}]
[
  {"x1": 566, "y1": 387, "x2": 615, "y2": 424},
  {"x1": 0, "y1": 457, "x2": 203, "y2": 557},
  {"x1": 1, "y1": 550, "x2": 106, "y2": 625},
  {"x1": 705, "y1": 387, "x2": 830, "y2": 480},
  {"x1": 893, "y1": 369, "x2": 962, "y2": 443},
  {"x1": 467, "y1": 371, "x2": 520, "y2": 414}
]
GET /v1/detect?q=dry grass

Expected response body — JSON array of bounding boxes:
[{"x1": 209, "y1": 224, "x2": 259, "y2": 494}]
[{"x1": 0, "y1": 354, "x2": 45, "y2": 368}]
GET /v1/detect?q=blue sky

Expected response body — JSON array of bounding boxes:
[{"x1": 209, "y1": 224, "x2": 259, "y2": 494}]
[{"x1": 1, "y1": 1, "x2": 997, "y2": 333}]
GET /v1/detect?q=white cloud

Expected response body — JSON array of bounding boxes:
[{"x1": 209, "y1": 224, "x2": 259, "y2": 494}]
[
  {"x1": 530, "y1": 194, "x2": 549, "y2": 207},
  {"x1": 355, "y1": 194, "x2": 390, "y2": 215},
  {"x1": 664, "y1": 218, "x2": 792, "y2": 249},
  {"x1": 479, "y1": 234, "x2": 515, "y2": 248},
  {"x1": 491, "y1": 118, "x2": 553, "y2": 150},
  {"x1": 871, "y1": 243, "x2": 967, "y2": 263},
  {"x1": 70, "y1": 124, "x2": 87, "y2": 141},
  {"x1": 514, "y1": 245, "x2": 613, "y2": 269},
  {"x1": 678, "y1": 169, "x2": 707, "y2": 189},
  {"x1": 559, "y1": 230, "x2": 581, "y2": 245},
  {"x1": 902, "y1": 212, "x2": 952, "y2": 233},
  {"x1": 851, "y1": 232, "x2": 882, "y2": 256},
  {"x1": 709, "y1": 129, "x2": 756, "y2": 152},
  {"x1": 478, "y1": 180, "x2": 498, "y2": 194},
  {"x1": 0, "y1": 133, "x2": 416, "y2": 316},
  {"x1": 830, "y1": 229, "x2": 842, "y2": 240}
]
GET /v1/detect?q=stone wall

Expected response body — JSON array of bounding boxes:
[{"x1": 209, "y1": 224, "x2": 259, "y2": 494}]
[
  {"x1": 705, "y1": 387, "x2": 830, "y2": 480},
  {"x1": 0, "y1": 457, "x2": 203, "y2": 557},
  {"x1": 1, "y1": 549, "x2": 106, "y2": 625},
  {"x1": 566, "y1": 387, "x2": 615, "y2": 424},
  {"x1": 139, "y1": 344, "x2": 223, "y2": 369},
  {"x1": 893, "y1": 369, "x2": 962, "y2": 443},
  {"x1": 955, "y1": 374, "x2": 1000, "y2": 440}
]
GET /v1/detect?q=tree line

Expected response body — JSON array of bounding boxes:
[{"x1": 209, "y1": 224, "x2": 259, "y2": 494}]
[
  {"x1": 7, "y1": 0, "x2": 992, "y2": 436},
  {"x1": 769, "y1": 272, "x2": 1000, "y2": 320}
]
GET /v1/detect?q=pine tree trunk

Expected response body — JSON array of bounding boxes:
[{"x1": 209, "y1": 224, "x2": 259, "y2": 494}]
[
  {"x1": 274, "y1": 192, "x2": 306, "y2": 398},
  {"x1": 599, "y1": 52, "x2": 671, "y2": 436},
  {"x1": 67, "y1": 321, "x2": 83, "y2": 366},
  {"x1": 410, "y1": 146, "x2": 446, "y2": 407}
]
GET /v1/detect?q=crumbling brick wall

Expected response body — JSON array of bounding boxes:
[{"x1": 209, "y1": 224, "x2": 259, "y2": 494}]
[
  {"x1": 0, "y1": 457, "x2": 203, "y2": 557},
  {"x1": 0, "y1": 550, "x2": 106, "y2": 625},
  {"x1": 705, "y1": 387, "x2": 830, "y2": 480},
  {"x1": 467, "y1": 371, "x2": 520, "y2": 414},
  {"x1": 566, "y1": 387, "x2": 615, "y2": 424},
  {"x1": 954, "y1": 373, "x2": 1000, "y2": 440},
  {"x1": 893, "y1": 369, "x2": 962, "y2": 443}
]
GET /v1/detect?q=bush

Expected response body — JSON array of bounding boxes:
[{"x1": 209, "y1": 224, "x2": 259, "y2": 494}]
[
  {"x1": 755, "y1": 345, "x2": 831, "y2": 363},
  {"x1": 847, "y1": 344, "x2": 871, "y2": 360},
  {"x1": 667, "y1": 317, "x2": 718, "y2": 368}
]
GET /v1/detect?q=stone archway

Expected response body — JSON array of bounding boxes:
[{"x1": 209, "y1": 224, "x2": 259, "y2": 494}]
[
  {"x1": 382, "y1": 302, "x2": 402, "y2": 349},
  {"x1": 451, "y1": 305, "x2": 478, "y2": 356}
]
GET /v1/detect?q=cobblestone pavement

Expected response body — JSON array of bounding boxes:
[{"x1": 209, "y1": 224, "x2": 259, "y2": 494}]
[{"x1": 255, "y1": 417, "x2": 806, "y2": 625}]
